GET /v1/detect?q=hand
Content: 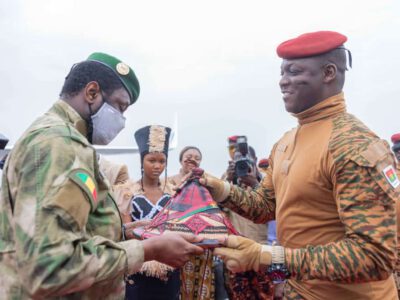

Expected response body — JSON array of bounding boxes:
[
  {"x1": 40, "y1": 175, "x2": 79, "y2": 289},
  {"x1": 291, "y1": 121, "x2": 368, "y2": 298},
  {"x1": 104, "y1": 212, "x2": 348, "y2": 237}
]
[
  {"x1": 237, "y1": 163, "x2": 259, "y2": 188},
  {"x1": 238, "y1": 174, "x2": 259, "y2": 188},
  {"x1": 225, "y1": 161, "x2": 236, "y2": 183},
  {"x1": 198, "y1": 172, "x2": 231, "y2": 202},
  {"x1": 123, "y1": 220, "x2": 151, "y2": 240},
  {"x1": 214, "y1": 235, "x2": 271, "y2": 273},
  {"x1": 172, "y1": 171, "x2": 193, "y2": 193},
  {"x1": 142, "y1": 232, "x2": 204, "y2": 268}
]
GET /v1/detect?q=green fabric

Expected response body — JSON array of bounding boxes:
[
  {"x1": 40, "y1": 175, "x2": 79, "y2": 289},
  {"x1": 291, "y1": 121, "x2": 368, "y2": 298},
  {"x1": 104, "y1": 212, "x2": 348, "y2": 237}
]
[
  {"x1": 69, "y1": 169, "x2": 97, "y2": 210},
  {"x1": 87, "y1": 52, "x2": 140, "y2": 104},
  {"x1": 177, "y1": 205, "x2": 219, "y2": 221},
  {"x1": 77, "y1": 172, "x2": 88, "y2": 183}
]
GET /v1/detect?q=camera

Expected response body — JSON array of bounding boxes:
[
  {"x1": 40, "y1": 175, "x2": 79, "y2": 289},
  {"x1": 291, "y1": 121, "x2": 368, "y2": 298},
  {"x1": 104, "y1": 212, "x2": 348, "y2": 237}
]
[
  {"x1": 0, "y1": 134, "x2": 9, "y2": 170},
  {"x1": 233, "y1": 136, "x2": 254, "y2": 177}
]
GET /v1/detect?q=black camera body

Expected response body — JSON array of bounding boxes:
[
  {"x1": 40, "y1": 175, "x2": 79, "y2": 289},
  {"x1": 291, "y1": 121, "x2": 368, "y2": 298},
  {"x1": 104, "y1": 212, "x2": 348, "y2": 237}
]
[{"x1": 233, "y1": 136, "x2": 254, "y2": 177}]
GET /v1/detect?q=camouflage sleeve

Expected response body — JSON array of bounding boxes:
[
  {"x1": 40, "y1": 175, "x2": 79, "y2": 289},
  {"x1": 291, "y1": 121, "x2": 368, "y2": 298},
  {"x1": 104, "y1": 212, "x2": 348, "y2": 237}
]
[
  {"x1": 395, "y1": 166, "x2": 400, "y2": 291},
  {"x1": 395, "y1": 197, "x2": 400, "y2": 292},
  {"x1": 220, "y1": 152, "x2": 276, "y2": 224},
  {"x1": 12, "y1": 137, "x2": 143, "y2": 297},
  {"x1": 285, "y1": 142, "x2": 398, "y2": 283}
]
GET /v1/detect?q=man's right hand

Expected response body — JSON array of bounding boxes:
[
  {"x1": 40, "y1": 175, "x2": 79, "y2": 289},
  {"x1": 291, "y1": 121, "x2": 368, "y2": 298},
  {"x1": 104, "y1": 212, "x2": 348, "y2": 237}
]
[
  {"x1": 142, "y1": 233, "x2": 204, "y2": 268},
  {"x1": 199, "y1": 172, "x2": 231, "y2": 202}
]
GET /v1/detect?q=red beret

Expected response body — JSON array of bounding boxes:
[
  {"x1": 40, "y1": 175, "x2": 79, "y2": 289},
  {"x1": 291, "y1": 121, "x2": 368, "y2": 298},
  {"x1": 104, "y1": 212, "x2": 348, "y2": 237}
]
[
  {"x1": 391, "y1": 133, "x2": 400, "y2": 143},
  {"x1": 228, "y1": 136, "x2": 238, "y2": 144},
  {"x1": 258, "y1": 158, "x2": 269, "y2": 168},
  {"x1": 277, "y1": 31, "x2": 347, "y2": 59}
]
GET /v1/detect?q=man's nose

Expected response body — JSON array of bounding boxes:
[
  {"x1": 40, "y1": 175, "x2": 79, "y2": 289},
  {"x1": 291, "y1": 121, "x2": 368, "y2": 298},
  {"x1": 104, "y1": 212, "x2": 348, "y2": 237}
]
[{"x1": 279, "y1": 75, "x2": 289, "y2": 88}]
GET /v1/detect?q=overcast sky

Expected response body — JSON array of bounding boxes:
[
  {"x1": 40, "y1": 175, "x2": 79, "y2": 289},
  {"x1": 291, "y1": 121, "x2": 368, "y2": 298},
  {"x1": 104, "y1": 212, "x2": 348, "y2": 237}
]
[{"x1": 1, "y1": 0, "x2": 399, "y2": 179}]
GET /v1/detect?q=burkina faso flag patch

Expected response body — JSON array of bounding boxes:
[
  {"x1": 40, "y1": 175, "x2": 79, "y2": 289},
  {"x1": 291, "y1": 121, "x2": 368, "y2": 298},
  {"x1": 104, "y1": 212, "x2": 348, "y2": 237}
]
[{"x1": 383, "y1": 165, "x2": 400, "y2": 189}]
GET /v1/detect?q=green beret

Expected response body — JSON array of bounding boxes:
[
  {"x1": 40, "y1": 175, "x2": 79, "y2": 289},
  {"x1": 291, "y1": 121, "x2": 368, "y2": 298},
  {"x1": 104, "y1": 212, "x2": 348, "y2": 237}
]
[{"x1": 86, "y1": 52, "x2": 140, "y2": 104}]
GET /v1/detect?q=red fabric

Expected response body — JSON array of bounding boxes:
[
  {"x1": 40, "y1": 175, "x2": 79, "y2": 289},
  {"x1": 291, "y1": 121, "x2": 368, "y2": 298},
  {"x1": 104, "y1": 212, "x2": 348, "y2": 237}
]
[
  {"x1": 277, "y1": 31, "x2": 347, "y2": 59},
  {"x1": 258, "y1": 158, "x2": 269, "y2": 168},
  {"x1": 228, "y1": 135, "x2": 238, "y2": 144},
  {"x1": 391, "y1": 133, "x2": 400, "y2": 143},
  {"x1": 133, "y1": 169, "x2": 238, "y2": 239}
]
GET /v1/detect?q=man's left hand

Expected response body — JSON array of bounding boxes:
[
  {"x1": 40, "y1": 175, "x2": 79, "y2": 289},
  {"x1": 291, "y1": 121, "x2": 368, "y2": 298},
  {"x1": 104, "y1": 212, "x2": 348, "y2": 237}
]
[{"x1": 214, "y1": 235, "x2": 271, "y2": 272}]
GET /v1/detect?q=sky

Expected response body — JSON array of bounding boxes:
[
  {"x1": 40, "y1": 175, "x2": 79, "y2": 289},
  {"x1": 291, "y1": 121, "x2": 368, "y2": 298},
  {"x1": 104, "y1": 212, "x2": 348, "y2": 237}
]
[{"x1": 1, "y1": 0, "x2": 400, "y2": 179}]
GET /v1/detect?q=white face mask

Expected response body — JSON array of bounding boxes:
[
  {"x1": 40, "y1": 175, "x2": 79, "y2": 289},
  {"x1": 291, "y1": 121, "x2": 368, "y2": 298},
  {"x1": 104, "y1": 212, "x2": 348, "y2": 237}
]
[{"x1": 90, "y1": 102, "x2": 126, "y2": 145}]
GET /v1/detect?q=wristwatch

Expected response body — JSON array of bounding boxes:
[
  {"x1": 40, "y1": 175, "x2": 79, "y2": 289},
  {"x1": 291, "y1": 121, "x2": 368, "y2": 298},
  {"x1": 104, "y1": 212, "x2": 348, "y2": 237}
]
[
  {"x1": 267, "y1": 263, "x2": 290, "y2": 283},
  {"x1": 261, "y1": 245, "x2": 290, "y2": 283}
]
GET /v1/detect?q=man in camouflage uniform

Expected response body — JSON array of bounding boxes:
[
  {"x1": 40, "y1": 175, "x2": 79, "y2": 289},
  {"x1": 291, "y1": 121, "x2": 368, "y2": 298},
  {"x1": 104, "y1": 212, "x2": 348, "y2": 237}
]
[
  {"x1": 0, "y1": 53, "x2": 203, "y2": 299},
  {"x1": 205, "y1": 31, "x2": 399, "y2": 299}
]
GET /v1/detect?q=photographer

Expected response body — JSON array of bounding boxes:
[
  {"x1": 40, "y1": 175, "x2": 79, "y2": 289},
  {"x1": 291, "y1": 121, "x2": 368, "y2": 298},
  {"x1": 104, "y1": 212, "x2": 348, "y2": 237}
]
[
  {"x1": 223, "y1": 136, "x2": 262, "y2": 188},
  {"x1": 221, "y1": 135, "x2": 272, "y2": 299},
  {"x1": 222, "y1": 136, "x2": 265, "y2": 243}
]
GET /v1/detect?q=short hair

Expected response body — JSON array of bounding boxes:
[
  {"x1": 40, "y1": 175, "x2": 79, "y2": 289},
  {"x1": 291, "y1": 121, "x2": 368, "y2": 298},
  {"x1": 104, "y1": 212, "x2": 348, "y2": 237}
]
[
  {"x1": 179, "y1": 146, "x2": 202, "y2": 162},
  {"x1": 318, "y1": 48, "x2": 347, "y2": 89},
  {"x1": 60, "y1": 61, "x2": 124, "y2": 99},
  {"x1": 320, "y1": 48, "x2": 347, "y2": 72}
]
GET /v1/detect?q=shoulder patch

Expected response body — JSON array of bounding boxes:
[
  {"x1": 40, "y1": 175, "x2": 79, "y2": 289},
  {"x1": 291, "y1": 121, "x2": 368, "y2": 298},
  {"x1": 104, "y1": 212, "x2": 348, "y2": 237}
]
[
  {"x1": 69, "y1": 169, "x2": 98, "y2": 209},
  {"x1": 383, "y1": 165, "x2": 400, "y2": 189},
  {"x1": 359, "y1": 141, "x2": 388, "y2": 166}
]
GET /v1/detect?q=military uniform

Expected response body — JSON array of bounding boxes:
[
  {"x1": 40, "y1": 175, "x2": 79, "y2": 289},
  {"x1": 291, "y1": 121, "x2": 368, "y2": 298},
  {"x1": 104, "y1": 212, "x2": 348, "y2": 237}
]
[
  {"x1": 394, "y1": 155, "x2": 400, "y2": 295},
  {"x1": 221, "y1": 93, "x2": 399, "y2": 299},
  {"x1": 0, "y1": 100, "x2": 144, "y2": 299}
]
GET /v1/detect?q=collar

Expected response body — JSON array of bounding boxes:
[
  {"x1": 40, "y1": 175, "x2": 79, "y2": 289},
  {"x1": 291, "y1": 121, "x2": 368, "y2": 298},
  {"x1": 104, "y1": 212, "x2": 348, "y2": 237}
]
[
  {"x1": 51, "y1": 100, "x2": 88, "y2": 137},
  {"x1": 293, "y1": 92, "x2": 346, "y2": 125}
]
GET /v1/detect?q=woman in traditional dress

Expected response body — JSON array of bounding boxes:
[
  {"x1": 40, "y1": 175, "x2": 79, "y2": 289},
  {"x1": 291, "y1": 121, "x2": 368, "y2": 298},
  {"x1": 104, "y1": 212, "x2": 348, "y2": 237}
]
[{"x1": 115, "y1": 125, "x2": 180, "y2": 300}]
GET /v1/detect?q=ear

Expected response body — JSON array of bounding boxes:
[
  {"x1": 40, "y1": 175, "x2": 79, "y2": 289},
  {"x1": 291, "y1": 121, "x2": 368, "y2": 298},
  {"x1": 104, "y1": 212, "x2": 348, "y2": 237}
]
[
  {"x1": 83, "y1": 81, "x2": 101, "y2": 104},
  {"x1": 323, "y1": 63, "x2": 337, "y2": 83}
]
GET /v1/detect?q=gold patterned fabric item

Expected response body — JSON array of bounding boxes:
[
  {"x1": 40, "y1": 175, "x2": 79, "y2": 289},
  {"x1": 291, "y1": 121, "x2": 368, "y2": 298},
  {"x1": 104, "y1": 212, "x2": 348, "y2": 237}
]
[{"x1": 181, "y1": 250, "x2": 215, "y2": 300}]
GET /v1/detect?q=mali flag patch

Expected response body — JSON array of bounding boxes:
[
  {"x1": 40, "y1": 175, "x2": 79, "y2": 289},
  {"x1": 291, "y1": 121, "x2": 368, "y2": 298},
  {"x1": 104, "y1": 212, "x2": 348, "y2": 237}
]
[{"x1": 69, "y1": 169, "x2": 98, "y2": 207}]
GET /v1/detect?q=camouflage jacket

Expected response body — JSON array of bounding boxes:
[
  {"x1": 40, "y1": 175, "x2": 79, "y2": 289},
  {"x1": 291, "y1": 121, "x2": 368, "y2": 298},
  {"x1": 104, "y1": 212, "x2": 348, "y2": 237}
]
[
  {"x1": 0, "y1": 100, "x2": 143, "y2": 299},
  {"x1": 222, "y1": 93, "x2": 399, "y2": 299}
]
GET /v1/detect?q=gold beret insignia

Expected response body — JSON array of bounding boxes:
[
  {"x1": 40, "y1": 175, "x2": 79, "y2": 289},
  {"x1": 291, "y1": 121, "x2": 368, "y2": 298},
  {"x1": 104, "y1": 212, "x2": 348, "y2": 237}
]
[{"x1": 116, "y1": 62, "x2": 130, "y2": 75}]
